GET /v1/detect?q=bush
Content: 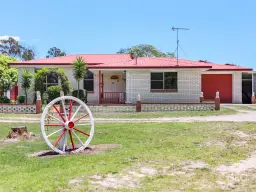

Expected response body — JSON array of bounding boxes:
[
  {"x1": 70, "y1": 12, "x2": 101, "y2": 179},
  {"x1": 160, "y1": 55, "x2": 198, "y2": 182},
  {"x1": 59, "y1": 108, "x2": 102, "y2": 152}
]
[
  {"x1": 0, "y1": 96, "x2": 11, "y2": 103},
  {"x1": 17, "y1": 96, "x2": 25, "y2": 104},
  {"x1": 47, "y1": 85, "x2": 62, "y2": 101},
  {"x1": 72, "y1": 89, "x2": 87, "y2": 103}
]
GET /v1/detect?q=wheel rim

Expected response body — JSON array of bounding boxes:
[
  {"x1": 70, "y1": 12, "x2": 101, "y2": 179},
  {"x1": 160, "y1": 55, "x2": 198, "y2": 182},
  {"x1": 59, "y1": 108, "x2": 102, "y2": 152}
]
[{"x1": 40, "y1": 96, "x2": 94, "y2": 154}]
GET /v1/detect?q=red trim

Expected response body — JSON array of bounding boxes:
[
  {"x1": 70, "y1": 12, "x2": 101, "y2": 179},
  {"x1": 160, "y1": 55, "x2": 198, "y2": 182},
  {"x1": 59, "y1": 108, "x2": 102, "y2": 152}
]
[
  {"x1": 45, "y1": 124, "x2": 64, "y2": 126},
  {"x1": 87, "y1": 92, "x2": 95, "y2": 94},
  {"x1": 208, "y1": 69, "x2": 252, "y2": 71},
  {"x1": 73, "y1": 127, "x2": 90, "y2": 136},
  {"x1": 73, "y1": 113, "x2": 89, "y2": 123},
  {"x1": 89, "y1": 66, "x2": 212, "y2": 69},
  {"x1": 53, "y1": 104, "x2": 66, "y2": 122},
  {"x1": 9, "y1": 62, "x2": 103, "y2": 66},
  {"x1": 98, "y1": 71, "x2": 101, "y2": 104},
  {"x1": 68, "y1": 130, "x2": 75, "y2": 150}
]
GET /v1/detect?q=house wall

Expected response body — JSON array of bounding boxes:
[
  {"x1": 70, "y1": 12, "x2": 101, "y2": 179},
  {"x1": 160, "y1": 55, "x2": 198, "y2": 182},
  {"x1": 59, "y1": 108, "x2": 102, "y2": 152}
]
[
  {"x1": 253, "y1": 74, "x2": 256, "y2": 94},
  {"x1": 64, "y1": 68, "x2": 99, "y2": 104},
  {"x1": 202, "y1": 71, "x2": 242, "y2": 104},
  {"x1": 103, "y1": 71, "x2": 125, "y2": 92},
  {"x1": 17, "y1": 68, "x2": 35, "y2": 103},
  {"x1": 126, "y1": 69, "x2": 202, "y2": 104}
]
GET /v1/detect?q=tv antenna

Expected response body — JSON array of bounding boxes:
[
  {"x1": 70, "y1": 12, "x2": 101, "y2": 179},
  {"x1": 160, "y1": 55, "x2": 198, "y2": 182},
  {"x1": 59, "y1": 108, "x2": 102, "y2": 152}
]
[{"x1": 172, "y1": 27, "x2": 190, "y2": 66}]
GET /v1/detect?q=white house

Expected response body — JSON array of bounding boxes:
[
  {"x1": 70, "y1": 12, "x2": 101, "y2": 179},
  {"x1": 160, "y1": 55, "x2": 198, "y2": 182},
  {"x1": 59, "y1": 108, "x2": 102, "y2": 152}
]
[{"x1": 9, "y1": 54, "x2": 253, "y2": 104}]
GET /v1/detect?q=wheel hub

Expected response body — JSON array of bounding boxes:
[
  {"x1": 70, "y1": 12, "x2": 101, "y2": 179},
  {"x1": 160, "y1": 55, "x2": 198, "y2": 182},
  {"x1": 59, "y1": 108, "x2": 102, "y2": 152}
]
[
  {"x1": 68, "y1": 121, "x2": 74, "y2": 128},
  {"x1": 65, "y1": 121, "x2": 75, "y2": 130}
]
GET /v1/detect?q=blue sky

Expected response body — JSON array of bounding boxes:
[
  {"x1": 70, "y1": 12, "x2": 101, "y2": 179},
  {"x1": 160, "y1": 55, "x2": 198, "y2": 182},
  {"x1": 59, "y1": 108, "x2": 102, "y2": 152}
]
[{"x1": 1, "y1": 0, "x2": 256, "y2": 68}]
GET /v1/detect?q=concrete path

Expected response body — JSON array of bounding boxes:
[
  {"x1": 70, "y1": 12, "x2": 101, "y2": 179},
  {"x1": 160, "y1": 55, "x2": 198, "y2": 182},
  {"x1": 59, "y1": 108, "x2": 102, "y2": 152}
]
[{"x1": 0, "y1": 109, "x2": 256, "y2": 123}]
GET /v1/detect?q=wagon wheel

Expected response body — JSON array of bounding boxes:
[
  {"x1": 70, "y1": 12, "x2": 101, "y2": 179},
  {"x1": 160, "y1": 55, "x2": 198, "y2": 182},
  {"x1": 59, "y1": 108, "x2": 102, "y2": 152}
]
[{"x1": 40, "y1": 96, "x2": 94, "y2": 154}]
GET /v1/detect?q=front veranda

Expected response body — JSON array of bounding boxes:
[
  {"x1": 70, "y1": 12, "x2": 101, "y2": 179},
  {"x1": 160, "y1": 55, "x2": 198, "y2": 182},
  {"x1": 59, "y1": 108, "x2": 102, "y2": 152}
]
[{"x1": 97, "y1": 70, "x2": 126, "y2": 104}]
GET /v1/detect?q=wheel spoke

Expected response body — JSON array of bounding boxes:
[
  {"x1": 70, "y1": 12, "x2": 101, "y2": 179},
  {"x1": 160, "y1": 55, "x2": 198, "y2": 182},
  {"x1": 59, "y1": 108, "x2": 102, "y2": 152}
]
[
  {"x1": 70, "y1": 105, "x2": 81, "y2": 121},
  {"x1": 73, "y1": 127, "x2": 90, "y2": 136},
  {"x1": 75, "y1": 123, "x2": 91, "y2": 126},
  {"x1": 53, "y1": 104, "x2": 65, "y2": 122},
  {"x1": 53, "y1": 129, "x2": 67, "y2": 147},
  {"x1": 73, "y1": 113, "x2": 89, "y2": 123},
  {"x1": 68, "y1": 130, "x2": 75, "y2": 150},
  {"x1": 72, "y1": 131, "x2": 84, "y2": 146},
  {"x1": 61, "y1": 99, "x2": 68, "y2": 121},
  {"x1": 68, "y1": 100, "x2": 73, "y2": 120},
  {"x1": 47, "y1": 128, "x2": 63, "y2": 138},
  {"x1": 46, "y1": 113, "x2": 64, "y2": 124},
  {"x1": 45, "y1": 124, "x2": 64, "y2": 126}
]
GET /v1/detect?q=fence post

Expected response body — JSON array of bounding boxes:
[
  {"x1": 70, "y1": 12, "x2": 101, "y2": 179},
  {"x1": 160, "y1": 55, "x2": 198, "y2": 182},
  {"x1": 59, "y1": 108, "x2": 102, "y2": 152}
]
[
  {"x1": 215, "y1": 91, "x2": 220, "y2": 110},
  {"x1": 252, "y1": 92, "x2": 255, "y2": 104},
  {"x1": 200, "y1": 92, "x2": 204, "y2": 103},
  {"x1": 36, "y1": 91, "x2": 42, "y2": 114},
  {"x1": 136, "y1": 94, "x2": 141, "y2": 112}
]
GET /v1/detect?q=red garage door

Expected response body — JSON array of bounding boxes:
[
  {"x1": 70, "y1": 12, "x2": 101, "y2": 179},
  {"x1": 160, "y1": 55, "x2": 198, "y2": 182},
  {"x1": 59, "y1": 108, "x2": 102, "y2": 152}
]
[{"x1": 202, "y1": 74, "x2": 232, "y2": 103}]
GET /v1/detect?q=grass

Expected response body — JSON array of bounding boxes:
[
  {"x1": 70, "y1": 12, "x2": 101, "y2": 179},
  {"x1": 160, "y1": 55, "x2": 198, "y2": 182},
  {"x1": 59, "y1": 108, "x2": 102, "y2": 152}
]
[
  {"x1": 0, "y1": 107, "x2": 236, "y2": 119},
  {"x1": 224, "y1": 105, "x2": 256, "y2": 111},
  {"x1": 0, "y1": 121, "x2": 255, "y2": 191}
]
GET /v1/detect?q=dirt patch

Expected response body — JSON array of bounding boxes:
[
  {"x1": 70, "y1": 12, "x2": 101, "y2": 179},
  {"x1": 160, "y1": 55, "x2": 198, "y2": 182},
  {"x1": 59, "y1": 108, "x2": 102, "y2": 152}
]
[
  {"x1": 29, "y1": 144, "x2": 120, "y2": 158},
  {"x1": 216, "y1": 151, "x2": 256, "y2": 174},
  {"x1": 88, "y1": 161, "x2": 209, "y2": 190}
]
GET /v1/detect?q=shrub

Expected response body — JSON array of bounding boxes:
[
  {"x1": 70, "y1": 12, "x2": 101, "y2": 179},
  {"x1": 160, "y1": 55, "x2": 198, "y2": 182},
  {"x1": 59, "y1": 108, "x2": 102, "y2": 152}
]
[
  {"x1": 42, "y1": 92, "x2": 49, "y2": 104},
  {"x1": 72, "y1": 89, "x2": 87, "y2": 103},
  {"x1": 17, "y1": 96, "x2": 25, "y2": 104},
  {"x1": 0, "y1": 96, "x2": 11, "y2": 103},
  {"x1": 10, "y1": 100, "x2": 16, "y2": 104},
  {"x1": 47, "y1": 85, "x2": 62, "y2": 101}
]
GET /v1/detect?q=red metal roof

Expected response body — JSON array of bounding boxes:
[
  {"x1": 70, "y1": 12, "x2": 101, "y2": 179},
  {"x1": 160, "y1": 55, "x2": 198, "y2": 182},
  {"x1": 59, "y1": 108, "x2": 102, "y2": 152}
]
[{"x1": 9, "y1": 54, "x2": 252, "y2": 71}]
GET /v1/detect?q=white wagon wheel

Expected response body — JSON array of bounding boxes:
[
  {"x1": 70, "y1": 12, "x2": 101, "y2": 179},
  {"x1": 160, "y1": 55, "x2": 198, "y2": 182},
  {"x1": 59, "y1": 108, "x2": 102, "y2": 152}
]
[{"x1": 40, "y1": 96, "x2": 94, "y2": 154}]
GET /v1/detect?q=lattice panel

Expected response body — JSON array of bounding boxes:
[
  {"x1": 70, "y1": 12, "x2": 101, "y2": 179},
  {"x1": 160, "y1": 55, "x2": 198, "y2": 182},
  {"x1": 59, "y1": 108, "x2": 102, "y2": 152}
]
[
  {"x1": 0, "y1": 105, "x2": 36, "y2": 113},
  {"x1": 68, "y1": 105, "x2": 136, "y2": 113},
  {"x1": 142, "y1": 103, "x2": 215, "y2": 112}
]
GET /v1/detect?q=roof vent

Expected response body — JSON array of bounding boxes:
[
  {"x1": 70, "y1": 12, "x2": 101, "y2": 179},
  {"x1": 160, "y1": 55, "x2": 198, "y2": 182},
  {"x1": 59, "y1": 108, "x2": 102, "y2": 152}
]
[
  {"x1": 129, "y1": 52, "x2": 136, "y2": 60},
  {"x1": 199, "y1": 60, "x2": 208, "y2": 63},
  {"x1": 225, "y1": 63, "x2": 235, "y2": 66}
]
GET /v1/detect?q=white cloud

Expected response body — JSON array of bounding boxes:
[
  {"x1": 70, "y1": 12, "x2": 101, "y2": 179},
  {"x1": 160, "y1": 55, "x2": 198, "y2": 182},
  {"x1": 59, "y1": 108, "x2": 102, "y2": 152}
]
[{"x1": 0, "y1": 35, "x2": 20, "y2": 41}]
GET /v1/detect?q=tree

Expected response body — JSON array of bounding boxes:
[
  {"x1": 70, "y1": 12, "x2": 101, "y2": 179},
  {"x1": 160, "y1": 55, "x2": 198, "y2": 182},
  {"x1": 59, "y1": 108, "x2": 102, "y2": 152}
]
[
  {"x1": 0, "y1": 37, "x2": 23, "y2": 58},
  {"x1": 21, "y1": 46, "x2": 36, "y2": 61},
  {"x1": 0, "y1": 37, "x2": 36, "y2": 61},
  {"x1": 21, "y1": 70, "x2": 33, "y2": 104},
  {"x1": 117, "y1": 44, "x2": 175, "y2": 58},
  {"x1": 0, "y1": 54, "x2": 18, "y2": 95},
  {"x1": 46, "y1": 47, "x2": 66, "y2": 58},
  {"x1": 72, "y1": 57, "x2": 86, "y2": 98}
]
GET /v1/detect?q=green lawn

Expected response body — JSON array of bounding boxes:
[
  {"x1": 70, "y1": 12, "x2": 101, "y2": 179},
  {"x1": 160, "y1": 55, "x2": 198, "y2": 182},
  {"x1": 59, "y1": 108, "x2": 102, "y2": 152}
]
[
  {"x1": 224, "y1": 105, "x2": 256, "y2": 111},
  {"x1": 0, "y1": 121, "x2": 255, "y2": 191},
  {"x1": 0, "y1": 107, "x2": 236, "y2": 119}
]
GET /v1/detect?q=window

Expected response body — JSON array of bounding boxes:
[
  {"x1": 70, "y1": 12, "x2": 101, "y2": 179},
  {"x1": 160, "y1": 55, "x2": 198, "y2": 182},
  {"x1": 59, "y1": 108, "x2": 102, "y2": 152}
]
[
  {"x1": 35, "y1": 68, "x2": 59, "y2": 91},
  {"x1": 43, "y1": 72, "x2": 59, "y2": 91},
  {"x1": 84, "y1": 71, "x2": 94, "y2": 91},
  {"x1": 150, "y1": 72, "x2": 177, "y2": 91}
]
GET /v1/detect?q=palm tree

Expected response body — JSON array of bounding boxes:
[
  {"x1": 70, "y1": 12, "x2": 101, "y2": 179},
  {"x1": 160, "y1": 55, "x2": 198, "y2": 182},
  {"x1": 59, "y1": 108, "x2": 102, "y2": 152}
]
[
  {"x1": 21, "y1": 70, "x2": 33, "y2": 104},
  {"x1": 72, "y1": 56, "x2": 87, "y2": 98}
]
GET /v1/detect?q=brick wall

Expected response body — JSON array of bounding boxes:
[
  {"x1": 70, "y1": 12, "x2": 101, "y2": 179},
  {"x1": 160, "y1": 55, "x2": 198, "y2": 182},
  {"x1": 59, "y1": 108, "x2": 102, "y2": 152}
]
[{"x1": 126, "y1": 69, "x2": 202, "y2": 104}]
